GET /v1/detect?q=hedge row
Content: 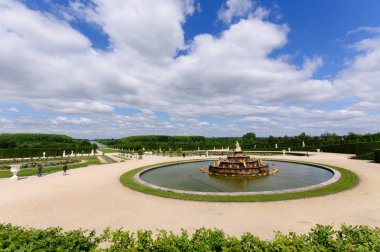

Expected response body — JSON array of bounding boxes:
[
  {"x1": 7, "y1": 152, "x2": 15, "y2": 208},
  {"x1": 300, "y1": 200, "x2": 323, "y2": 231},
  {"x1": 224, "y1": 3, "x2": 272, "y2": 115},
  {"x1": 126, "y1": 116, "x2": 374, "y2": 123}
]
[
  {"x1": 321, "y1": 141, "x2": 380, "y2": 155},
  {"x1": 353, "y1": 152, "x2": 375, "y2": 160},
  {"x1": 375, "y1": 150, "x2": 380, "y2": 163},
  {"x1": 0, "y1": 148, "x2": 96, "y2": 159},
  {"x1": 1, "y1": 224, "x2": 379, "y2": 251}
]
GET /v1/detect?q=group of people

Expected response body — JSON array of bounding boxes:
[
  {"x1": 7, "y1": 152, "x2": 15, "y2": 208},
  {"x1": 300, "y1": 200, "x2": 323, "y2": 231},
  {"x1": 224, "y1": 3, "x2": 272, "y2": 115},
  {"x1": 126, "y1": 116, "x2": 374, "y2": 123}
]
[{"x1": 37, "y1": 162, "x2": 68, "y2": 177}]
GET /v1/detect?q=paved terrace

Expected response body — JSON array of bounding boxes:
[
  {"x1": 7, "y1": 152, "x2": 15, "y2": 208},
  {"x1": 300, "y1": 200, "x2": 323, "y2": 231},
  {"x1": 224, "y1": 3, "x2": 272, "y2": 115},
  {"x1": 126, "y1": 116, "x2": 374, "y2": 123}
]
[{"x1": 0, "y1": 153, "x2": 379, "y2": 239}]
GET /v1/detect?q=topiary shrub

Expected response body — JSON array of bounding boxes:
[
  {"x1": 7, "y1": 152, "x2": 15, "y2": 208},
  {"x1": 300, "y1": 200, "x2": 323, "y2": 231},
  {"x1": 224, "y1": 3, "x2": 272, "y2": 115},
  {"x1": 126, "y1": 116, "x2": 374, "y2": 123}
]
[{"x1": 375, "y1": 150, "x2": 380, "y2": 163}]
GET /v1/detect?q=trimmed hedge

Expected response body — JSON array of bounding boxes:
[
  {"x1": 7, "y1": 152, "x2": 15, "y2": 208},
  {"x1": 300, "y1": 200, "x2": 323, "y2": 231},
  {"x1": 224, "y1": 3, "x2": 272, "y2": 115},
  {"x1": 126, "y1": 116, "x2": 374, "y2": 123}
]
[
  {"x1": 0, "y1": 147, "x2": 95, "y2": 159},
  {"x1": 353, "y1": 152, "x2": 375, "y2": 160},
  {"x1": 1, "y1": 224, "x2": 379, "y2": 251},
  {"x1": 322, "y1": 141, "x2": 380, "y2": 155},
  {"x1": 375, "y1": 150, "x2": 380, "y2": 163}
]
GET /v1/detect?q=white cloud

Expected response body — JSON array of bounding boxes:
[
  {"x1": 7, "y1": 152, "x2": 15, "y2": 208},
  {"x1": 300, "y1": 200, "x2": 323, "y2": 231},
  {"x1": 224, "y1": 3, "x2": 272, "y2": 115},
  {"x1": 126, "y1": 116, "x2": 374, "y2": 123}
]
[
  {"x1": 31, "y1": 100, "x2": 115, "y2": 115},
  {"x1": 197, "y1": 121, "x2": 210, "y2": 126},
  {"x1": 348, "y1": 26, "x2": 380, "y2": 35},
  {"x1": 0, "y1": 1, "x2": 379, "y2": 137},
  {"x1": 218, "y1": 0, "x2": 254, "y2": 24},
  {"x1": 181, "y1": 0, "x2": 201, "y2": 15},
  {"x1": 71, "y1": 0, "x2": 188, "y2": 62},
  {"x1": 50, "y1": 117, "x2": 97, "y2": 125},
  {"x1": 5, "y1": 107, "x2": 19, "y2": 113},
  {"x1": 334, "y1": 33, "x2": 380, "y2": 104},
  {"x1": 0, "y1": 118, "x2": 12, "y2": 124},
  {"x1": 1, "y1": 0, "x2": 91, "y2": 54},
  {"x1": 239, "y1": 116, "x2": 271, "y2": 123}
]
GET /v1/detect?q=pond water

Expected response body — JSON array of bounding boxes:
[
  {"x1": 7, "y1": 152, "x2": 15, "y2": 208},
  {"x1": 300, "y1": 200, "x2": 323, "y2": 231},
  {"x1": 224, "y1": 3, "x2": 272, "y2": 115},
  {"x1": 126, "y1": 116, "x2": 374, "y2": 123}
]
[{"x1": 140, "y1": 160, "x2": 334, "y2": 192}]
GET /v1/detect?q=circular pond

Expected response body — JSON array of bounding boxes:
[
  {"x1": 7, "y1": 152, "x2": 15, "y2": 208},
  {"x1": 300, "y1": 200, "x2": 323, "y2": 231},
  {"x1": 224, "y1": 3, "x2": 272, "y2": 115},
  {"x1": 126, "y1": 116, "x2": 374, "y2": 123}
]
[{"x1": 138, "y1": 160, "x2": 339, "y2": 194}]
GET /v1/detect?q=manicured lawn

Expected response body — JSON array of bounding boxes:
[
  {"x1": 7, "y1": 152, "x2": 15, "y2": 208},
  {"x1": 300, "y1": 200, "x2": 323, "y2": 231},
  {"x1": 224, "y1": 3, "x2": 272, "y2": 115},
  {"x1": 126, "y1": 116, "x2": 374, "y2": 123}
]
[
  {"x1": 120, "y1": 159, "x2": 359, "y2": 202},
  {"x1": 99, "y1": 148, "x2": 121, "y2": 154},
  {"x1": 0, "y1": 156, "x2": 101, "y2": 178}
]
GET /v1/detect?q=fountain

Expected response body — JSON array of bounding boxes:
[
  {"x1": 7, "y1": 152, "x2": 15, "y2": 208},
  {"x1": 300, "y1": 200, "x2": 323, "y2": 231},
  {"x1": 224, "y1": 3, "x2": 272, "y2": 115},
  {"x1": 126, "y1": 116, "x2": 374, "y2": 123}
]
[
  {"x1": 137, "y1": 143, "x2": 339, "y2": 194},
  {"x1": 202, "y1": 142, "x2": 279, "y2": 176}
]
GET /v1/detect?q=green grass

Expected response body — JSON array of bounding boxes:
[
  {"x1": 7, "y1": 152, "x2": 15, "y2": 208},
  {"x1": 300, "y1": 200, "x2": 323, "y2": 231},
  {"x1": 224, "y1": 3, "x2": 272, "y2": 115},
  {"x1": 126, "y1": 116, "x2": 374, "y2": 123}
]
[
  {"x1": 116, "y1": 155, "x2": 130, "y2": 160},
  {"x1": 99, "y1": 148, "x2": 122, "y2": 154},
  {"x1": 0, "y1": 156, "x2": 101, "y2": 178},
  {"x1": 120, "y1": 159, "x2": 359, "y2": 202}
]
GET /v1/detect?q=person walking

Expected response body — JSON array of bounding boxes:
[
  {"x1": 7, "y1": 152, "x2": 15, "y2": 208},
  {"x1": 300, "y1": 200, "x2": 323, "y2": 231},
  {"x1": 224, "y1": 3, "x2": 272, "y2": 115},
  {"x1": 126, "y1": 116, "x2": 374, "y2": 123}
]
[
  {"x1": 63, "y1": 162, "x2": 68, "y2": 176},
  {"x1": 37, "y1": 163, "x2": 43, "y2": 177}
]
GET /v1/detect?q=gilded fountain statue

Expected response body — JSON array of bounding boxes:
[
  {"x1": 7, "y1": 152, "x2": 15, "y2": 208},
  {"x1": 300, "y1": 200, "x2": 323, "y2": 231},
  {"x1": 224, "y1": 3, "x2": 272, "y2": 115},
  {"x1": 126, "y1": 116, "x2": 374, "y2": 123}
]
[{"x1": 202, "y1": 141, "x2": 279, "y2": 176}]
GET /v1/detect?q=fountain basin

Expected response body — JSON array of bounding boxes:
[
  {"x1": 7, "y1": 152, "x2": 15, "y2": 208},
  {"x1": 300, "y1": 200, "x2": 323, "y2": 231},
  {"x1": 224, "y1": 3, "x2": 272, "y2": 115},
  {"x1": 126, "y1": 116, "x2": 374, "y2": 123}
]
[{"x1": 136, "y1": 160, "x2": 340, "y2": 196}]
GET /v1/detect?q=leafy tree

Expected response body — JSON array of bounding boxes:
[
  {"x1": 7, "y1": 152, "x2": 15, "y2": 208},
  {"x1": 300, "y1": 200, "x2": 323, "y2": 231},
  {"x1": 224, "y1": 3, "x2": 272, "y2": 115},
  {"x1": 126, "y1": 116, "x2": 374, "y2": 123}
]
[
  {"x1": 268, "y1": 135, "x2": 278, "y2": 144},
  {"x1": 242, "y1": 132, "x2": 256, "y2": 141},
  {"x1": 297, "y1": 132, "x2": 311, "y2": 141},
  {"x1": 320, "y1": 132, "x2": 340, "y2": 141}
]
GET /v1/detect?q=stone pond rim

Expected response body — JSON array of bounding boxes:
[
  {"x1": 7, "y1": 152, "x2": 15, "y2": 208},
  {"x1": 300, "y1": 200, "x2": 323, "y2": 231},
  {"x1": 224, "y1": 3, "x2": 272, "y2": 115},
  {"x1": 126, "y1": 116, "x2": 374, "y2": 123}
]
[{"x1": 133, "y1": 160, "x2": 341, "y2": 196}]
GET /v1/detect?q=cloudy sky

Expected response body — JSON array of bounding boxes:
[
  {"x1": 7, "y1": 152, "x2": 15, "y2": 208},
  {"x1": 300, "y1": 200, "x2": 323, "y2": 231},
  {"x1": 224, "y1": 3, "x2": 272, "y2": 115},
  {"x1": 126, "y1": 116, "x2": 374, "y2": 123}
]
[{"x1": 0, "y1": 0, "x2": 380, "y2": 139}]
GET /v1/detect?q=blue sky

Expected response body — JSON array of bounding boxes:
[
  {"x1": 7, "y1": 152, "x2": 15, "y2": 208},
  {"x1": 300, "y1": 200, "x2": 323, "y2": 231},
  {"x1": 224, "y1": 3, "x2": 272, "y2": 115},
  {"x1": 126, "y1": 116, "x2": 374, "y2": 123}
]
[{"x1": 0, "y1": 0, "x2": 380, "y2": 138}]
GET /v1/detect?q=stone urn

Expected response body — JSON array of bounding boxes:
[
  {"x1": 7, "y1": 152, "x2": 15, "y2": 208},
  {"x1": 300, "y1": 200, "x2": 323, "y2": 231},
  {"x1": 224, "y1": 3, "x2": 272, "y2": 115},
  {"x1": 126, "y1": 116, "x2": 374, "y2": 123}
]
[{"x1": 10, "y1": 164, "x2": 21, "y2": 181}]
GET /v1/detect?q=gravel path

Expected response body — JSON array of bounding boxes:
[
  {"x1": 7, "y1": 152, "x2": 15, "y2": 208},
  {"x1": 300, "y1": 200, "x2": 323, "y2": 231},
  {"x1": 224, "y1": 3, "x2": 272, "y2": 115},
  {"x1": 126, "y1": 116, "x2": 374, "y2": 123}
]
[{"x1": 0, "y1": 153, "x2": 379, "y2": 239}]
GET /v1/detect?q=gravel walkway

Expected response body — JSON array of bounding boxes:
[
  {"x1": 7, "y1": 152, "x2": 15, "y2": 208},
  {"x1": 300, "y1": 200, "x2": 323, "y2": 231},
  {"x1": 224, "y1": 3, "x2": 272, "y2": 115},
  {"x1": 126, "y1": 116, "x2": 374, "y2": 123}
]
[{"x1": 0, "y1": 153, "x2": 378, "y2": 239}]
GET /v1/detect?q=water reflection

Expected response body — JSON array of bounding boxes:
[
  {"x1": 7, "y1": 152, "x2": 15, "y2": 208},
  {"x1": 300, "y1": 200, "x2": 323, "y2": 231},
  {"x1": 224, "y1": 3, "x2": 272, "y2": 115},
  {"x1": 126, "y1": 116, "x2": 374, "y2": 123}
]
[{"x1": 140, "y1": 161, "x2": 334, "y2": 192}]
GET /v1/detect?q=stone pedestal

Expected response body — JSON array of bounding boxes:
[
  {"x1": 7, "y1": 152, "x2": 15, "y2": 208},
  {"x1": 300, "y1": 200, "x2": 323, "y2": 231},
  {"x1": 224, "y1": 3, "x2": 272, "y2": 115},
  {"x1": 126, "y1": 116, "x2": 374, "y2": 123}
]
[{"x1": 10, "y1": 164, "x2": 21, "y2": 181}]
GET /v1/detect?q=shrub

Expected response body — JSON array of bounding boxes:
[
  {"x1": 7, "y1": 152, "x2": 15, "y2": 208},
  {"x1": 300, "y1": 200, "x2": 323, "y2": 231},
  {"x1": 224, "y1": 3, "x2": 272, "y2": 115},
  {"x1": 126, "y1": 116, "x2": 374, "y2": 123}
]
[
  {"x1": 322, "y1": 142, "x2": 380, "y2": 155},
  {"x1": 0, "y1": 224, "x2": 100, "y2": 251},
  {"x1": 0, "y1": 165, "x2": 10, "y2": 170},
  {"x1": 375, "y1": 150, "x2": 380, "y2": 163},
  {"x1": 0, "y1": 148, "x2": 95, "y2": 159},
  {"x1": 1, "y1": 224, "x2": 380, "y2": 251}
]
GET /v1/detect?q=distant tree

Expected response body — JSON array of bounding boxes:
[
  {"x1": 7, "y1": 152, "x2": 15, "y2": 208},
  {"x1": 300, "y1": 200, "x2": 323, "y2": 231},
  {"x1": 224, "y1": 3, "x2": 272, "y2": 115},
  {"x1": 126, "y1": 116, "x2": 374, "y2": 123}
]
[
  {"x1": 297, "y1": 132, "x2": 311, "y2": 141},
  {"x1": 268, "y1": 135, "x2": 277, "y2": 144},
  {"x1": 283, "y1": 135, "x2": 289, "y2": 142},
  {"x1": 345, "y1": 132, "x2": 359, "y2": 141},
  {"x1": 0, "y1": 139, "x2": 16, "y2": 149},
  {"x1": 320, "y1": 132, "x2": 340, "y2": 141},
  {"x1": 242, "y1": 132, "x2": 256, "y2": 141}
]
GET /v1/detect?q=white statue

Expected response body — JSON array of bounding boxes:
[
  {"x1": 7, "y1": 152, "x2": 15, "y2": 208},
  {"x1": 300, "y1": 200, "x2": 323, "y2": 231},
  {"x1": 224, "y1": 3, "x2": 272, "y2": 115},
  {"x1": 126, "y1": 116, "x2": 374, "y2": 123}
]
[{"x1": 235, "y1": 141, "x2": 242, "y2": 151}]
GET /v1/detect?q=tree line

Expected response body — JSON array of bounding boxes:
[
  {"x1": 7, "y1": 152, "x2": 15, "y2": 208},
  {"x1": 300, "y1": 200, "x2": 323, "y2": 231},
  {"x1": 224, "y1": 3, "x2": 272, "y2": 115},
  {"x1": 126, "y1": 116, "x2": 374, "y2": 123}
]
[
  {"x1": 0, "y1": 133, "x2": 96, "y2": 149},
  {"x1": 97, "y1": 132, "x2": 380, "y2": 152},
  {"x1": 0, "y1": 134, "x2": 98, "y2": 158}
]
